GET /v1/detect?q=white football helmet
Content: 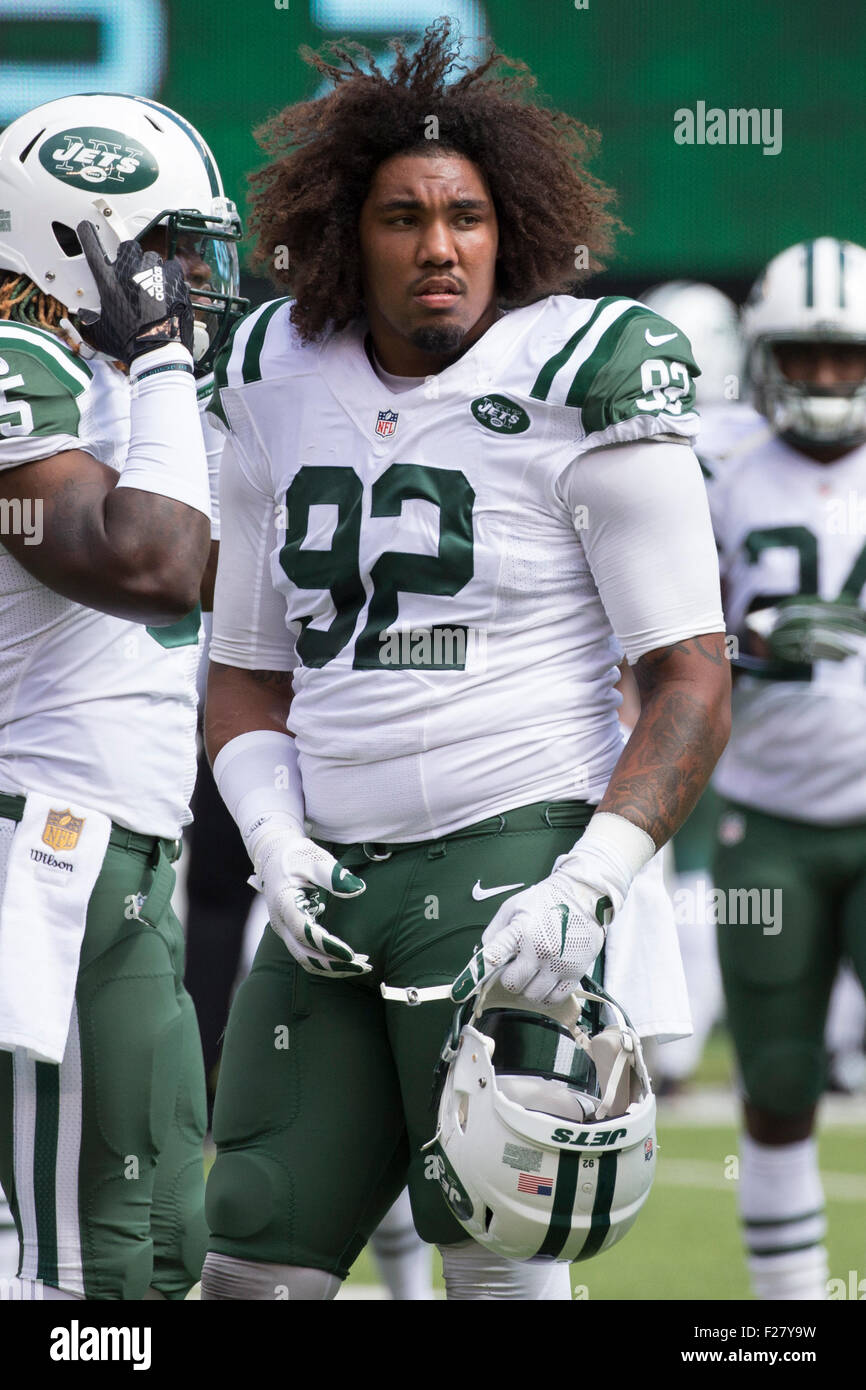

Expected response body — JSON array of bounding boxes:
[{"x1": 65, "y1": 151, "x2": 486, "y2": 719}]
[
  {"x1": 640, "y1": 281, "x2": 742, "y2": 405},
  {"x1": 742, "y1": 238, "x2": 866, "y2": 450},
  {"x1": 427, "y1": 971, "x2": 656, "y2": 1263},
  {"x1": 0, "y1": 93, "x2": 246, "y2": 369}
]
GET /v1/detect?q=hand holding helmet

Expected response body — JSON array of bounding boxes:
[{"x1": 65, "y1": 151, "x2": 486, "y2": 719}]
[{"x1": 76, "y1": 223, "x2": 193, "y2": 364}]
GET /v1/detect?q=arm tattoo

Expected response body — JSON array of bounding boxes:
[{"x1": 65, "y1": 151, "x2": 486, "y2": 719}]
[
  {"x1": 248, "y1": 669, "x2": 295, "y2": 690},
  {"x1": 597, "y1": 635, "x2": 730, "y2": 846}
]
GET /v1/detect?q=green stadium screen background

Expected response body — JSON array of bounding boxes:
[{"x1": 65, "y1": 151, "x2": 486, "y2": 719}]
[{"x1": 1, "y1": 0, "x2": 861, "y2": 307}]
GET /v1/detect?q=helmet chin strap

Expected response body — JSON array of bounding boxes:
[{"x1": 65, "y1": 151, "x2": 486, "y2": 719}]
[{"x1": 192, "y1": 319, "x2": 210, "y2": 363}]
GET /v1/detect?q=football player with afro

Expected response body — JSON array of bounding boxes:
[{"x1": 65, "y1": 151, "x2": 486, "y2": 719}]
[{"x1": 201, "y1": 18, "x2": 730, "y2": 1300}]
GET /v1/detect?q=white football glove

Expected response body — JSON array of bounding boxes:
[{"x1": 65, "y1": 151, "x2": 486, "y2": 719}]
[
  {"x1": 451, "y1": 813, "x2": 657, "y2": 1005},
  {"x1": 252, "y1": 828, "x2": 371, "y2": 977},
  {"x1": 475, "y1": 862, "x2": 609, "y2": 1003}
]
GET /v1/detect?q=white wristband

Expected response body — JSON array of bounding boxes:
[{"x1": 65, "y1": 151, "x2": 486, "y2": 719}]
[
  {"x1": 212, "y1": 729, "x2": 305, "y2": 862},
  {"x1": 559, "y1": 812, "x2": 657, "y2": 916},
  {"x1": 118, "y1": 343, "x2": 211, "y2": 519}
]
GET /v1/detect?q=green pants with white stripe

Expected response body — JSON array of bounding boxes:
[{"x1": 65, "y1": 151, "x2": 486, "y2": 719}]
[
  {"x1": 206, "y1": 800, "x2": 592, "y2": 1279},
  {"x1": 0, "y1": 838, "x2": 207, "y2": 1300}
]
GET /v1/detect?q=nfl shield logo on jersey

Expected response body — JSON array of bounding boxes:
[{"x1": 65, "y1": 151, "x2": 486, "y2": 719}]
[
  {"x1": 42, "y1": 809, "x2": 85, "y2": 851},
  {"x1": 375, "y1": 409, "x2": 399, "y2": 437}
]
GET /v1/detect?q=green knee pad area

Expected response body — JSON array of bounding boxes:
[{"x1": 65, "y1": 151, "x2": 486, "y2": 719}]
[{"x1": 738, "y1": 1038, "x2": 827, "y2": 1115}]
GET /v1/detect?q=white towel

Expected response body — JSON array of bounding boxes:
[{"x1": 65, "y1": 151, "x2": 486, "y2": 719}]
[
  {"x1": 603, "y1": 845, "x2": 692, "y2": 1043},
  {"x1": 0, "y1": 792, "x2": 111, "y2": 1063}
]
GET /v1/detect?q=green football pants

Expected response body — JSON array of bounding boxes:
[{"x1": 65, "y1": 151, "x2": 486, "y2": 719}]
[
  {"x1": 205, "y1": 800, "x2": 593, "y2": 1280},
  {"x1": 0, "y1": 837, "x2": 207, "y2": 1299},
  {"x1": 713, "y1": 797, "x2": 866, "y2": 1114}
]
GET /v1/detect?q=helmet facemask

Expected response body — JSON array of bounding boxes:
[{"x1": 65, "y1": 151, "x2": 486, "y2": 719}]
[
  {"x1": 750, "y1": 333, "x2": 866, "y2": 452},
  {"x1": 428, "y1": 975, "x2": 656, "y2": 1263},
  {"x1": 79, "y1": 206, "x2": 247, "y2": 374}
]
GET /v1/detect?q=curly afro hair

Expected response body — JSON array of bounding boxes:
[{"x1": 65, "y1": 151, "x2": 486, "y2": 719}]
[{"x1": 249, "y1": 16, "x2": 622, "y2": 341}]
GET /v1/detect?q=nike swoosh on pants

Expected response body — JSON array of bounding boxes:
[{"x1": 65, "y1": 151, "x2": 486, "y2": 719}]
[{"x1": 471, "y1": 880, "x2": 525, "y2": 901}]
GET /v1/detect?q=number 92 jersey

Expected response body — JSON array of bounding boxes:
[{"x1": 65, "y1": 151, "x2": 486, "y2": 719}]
[{"x1": 209, "y1": 294, "x2": 704, "y2": 842}]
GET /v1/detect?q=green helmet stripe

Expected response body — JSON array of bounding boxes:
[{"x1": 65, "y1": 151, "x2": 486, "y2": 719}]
[
  {"x1": 529, "y1": 296, "x2": 628, "y2": 401},
  {"x1": 572, "y1": 1150, "x2": 618, "y2": 1262},
  {"x1": 130, "y1": 95, "x2": 220, "y2": 197},
  {"x1": 536, "y1": 1150, "x2": 581, "y2": 1259},
  {"x1": 804, "y1": 239, "x2": 814, "y2": 308}
]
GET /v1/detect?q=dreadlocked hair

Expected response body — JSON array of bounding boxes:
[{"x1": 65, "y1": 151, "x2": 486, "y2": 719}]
[
  {"x1": 250, "y1": 15, "x2": 623, "y2": 341},
  {"x1": 0, "y1": 272, "x2": 70, "y2": 333}
]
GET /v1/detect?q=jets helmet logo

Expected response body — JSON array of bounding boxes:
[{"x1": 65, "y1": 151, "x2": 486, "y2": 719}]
[
  {"x1": 38, "y1": 128, "x2": 159, "y2": 193},
  {"x1": 42, "y1": 809, "x2": 85, "y2": 852},
  {"x1": 132, "y1": 266, "x2": 166, "y2": 302}
]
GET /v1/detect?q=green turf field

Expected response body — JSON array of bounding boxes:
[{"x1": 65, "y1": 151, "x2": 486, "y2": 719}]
[{"x1": 342, "y1": 1118, "x2": 866, "y2": 1300}]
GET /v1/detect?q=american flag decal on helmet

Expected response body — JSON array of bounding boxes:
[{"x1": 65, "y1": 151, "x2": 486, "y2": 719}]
[{"x1": 517, "y1": 1172, "x2": 553, "y2": 1196}]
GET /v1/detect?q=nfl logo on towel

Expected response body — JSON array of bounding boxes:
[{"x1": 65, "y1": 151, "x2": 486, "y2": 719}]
[
  {"x1": 42, "y1": 809, "x2": 85, "y2": 852},
  {"x1": 375, "y1": 409, "x2": 398, "y2": 437}
]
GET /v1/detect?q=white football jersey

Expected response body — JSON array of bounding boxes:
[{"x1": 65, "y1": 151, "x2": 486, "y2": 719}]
[
  {"x1": 0, "y1": 321, "x2": 202, "y2": 838},
  {"x1": 708, "y1": 416, "x2": 866, "y2": 822},
  {"x1": 210, "y1": 295, "x2": 723, "y2": 842}
]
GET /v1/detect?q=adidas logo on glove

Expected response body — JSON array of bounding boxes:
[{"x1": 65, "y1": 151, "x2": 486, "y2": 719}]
[{"x1": 132, "y1": 265, "x2": 165, "y2": 302}]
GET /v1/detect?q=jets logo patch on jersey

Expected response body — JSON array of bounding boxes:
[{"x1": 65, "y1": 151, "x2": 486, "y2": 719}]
[
  {"x1": 132, "y1": 266, "x2": 165, "y2": 302},
  {"x1": 375, "y1": 409, "x2": 398, "y2": 437},
  {"x1": 471, "y1": 394, "x2": 530, "y2": 434}
]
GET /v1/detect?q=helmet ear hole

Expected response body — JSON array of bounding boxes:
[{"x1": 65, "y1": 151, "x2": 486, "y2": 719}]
[
  {"x1": 483, "y1": 1207, "x2": 495, "y2": 1234},
  {"x1": 51, "y1": 222, "x2": 83, "y2": 258}
]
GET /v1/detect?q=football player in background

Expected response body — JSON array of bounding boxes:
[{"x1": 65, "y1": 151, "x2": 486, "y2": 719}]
[
  {"x1": 704, "y1": 237, "x2": 866, "y2": 1299},
  {"x1": 0, "y1": 93, "x2": 244, "y2": 1299},
  {"x1": 200, "y1": 19, "x2": 730, "y2": 1301}
]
